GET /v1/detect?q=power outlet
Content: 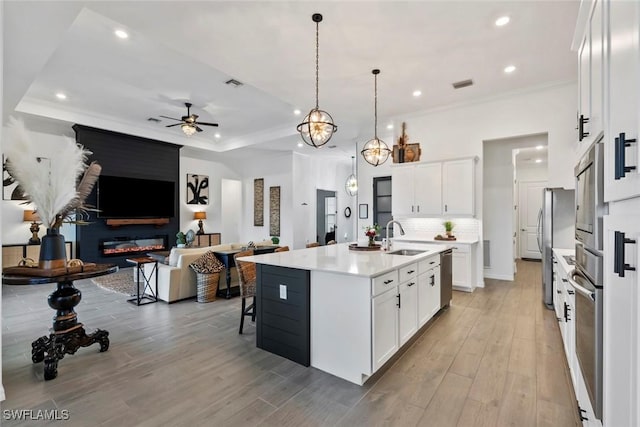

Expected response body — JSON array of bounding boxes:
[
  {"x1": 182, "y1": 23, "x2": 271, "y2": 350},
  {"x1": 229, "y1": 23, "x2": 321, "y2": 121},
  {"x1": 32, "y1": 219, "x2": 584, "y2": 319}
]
[{"x1": 279, "y1": 284, "x2": 287, "y2": 300}]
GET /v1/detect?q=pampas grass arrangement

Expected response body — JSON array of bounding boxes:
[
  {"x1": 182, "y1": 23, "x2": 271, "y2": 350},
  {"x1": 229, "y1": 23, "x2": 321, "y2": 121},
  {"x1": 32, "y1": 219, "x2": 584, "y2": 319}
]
[{"x1": 4, "y1": 117, "x2": 101, "y2": 229}]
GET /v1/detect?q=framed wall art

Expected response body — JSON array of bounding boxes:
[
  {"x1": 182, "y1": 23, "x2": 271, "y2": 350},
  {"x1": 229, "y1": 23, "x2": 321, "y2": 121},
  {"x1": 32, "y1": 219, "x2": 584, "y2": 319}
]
[
  {"x1": 269, "y1": 186, "x2": 280, "y2": 236},
  {"x1": 359, "y1": 204, "x2": 368, "y2": 219},
  {"x1": 254, "y1": 178, "x2": 264, "y2": 226},
  {"x1": 187, "y1": 174, "x2": 209, "y2": 205}
]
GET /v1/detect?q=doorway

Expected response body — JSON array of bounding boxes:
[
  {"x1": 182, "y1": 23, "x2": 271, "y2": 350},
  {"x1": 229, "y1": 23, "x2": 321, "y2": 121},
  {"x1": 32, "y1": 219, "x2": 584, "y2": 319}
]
[
  {"x1": 316, "y1": 189, "x2": 336, "y2": 245},
  {"x1": 518, "y1": 180, "x2": 546, "y2": 259}
]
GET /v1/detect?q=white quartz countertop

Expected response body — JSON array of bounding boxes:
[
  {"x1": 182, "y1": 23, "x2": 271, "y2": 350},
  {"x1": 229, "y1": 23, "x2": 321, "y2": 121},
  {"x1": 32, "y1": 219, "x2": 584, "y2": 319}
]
[
  {"x1": 392, "y1": 235, "x2": 479, "y2": 244},
  {"x1": 552, "y1": 247, "x2": 575, "y2": 275},
  {"x1": 238, "y1": 242, "x2": 451, "y2": 278}
]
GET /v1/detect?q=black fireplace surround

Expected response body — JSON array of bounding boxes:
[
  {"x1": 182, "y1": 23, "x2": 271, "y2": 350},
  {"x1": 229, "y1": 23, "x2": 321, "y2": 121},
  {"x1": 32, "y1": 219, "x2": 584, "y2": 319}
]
[{"x1": 73, "y1": 125, "x2": 181, "y2": 268}]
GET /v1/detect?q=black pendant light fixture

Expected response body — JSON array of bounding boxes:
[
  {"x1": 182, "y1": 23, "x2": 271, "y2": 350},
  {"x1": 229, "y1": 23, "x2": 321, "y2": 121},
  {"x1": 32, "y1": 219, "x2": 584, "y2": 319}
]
[
  {"x1": 345, "y1": 156, "x2": 358, "y2": 196},
  {"x1": 361, "y1": 69, "x2": 392, "y2": 166},
  {"x1": 296, "y1": 13, "x2": 337, "y2": 148}
]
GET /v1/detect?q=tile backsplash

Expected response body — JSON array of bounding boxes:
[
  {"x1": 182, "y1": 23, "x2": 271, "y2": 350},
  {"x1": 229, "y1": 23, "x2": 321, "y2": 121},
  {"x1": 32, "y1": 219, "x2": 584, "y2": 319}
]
[{"x1": 394, "y1": 217, "x2": 480, "y2": 240}]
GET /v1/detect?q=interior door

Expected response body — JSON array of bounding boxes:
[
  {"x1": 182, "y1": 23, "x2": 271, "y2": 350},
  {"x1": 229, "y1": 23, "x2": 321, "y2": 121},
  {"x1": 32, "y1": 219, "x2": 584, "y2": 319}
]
[{"x1": 519, "y1": 181, "x2": 546, "y2": 259}]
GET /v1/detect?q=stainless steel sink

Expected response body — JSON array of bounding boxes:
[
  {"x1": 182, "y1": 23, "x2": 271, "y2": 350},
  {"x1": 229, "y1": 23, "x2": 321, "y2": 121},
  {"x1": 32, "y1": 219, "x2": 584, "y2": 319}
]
[{"x1": 386, "y1": 249, "x2": 426, "y2": 256}]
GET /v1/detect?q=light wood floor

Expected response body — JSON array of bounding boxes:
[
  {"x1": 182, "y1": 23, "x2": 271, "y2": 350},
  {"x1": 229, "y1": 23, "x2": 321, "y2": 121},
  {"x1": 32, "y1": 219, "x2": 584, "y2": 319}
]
[{"x1": 1, "y1": 260, "x2": 580, "y2": 426}]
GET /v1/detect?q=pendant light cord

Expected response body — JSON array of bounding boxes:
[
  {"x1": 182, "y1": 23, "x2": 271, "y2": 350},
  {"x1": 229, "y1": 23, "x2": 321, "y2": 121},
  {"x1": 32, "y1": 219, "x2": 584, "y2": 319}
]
[
  {"x1": 315, "y1": 20, "x2": 320, "y2": 110},
  {"x1": 374, "y1": 72, "x2": 378, "y2": 139}
]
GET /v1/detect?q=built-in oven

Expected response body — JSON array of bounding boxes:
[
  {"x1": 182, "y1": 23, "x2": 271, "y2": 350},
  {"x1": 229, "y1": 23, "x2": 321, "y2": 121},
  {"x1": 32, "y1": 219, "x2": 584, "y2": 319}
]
[
  {"x1": 570, "y1": 242, "x2": 604, "y2": 421},
  {"x1": 575, "y1": 137, "x2": 606, "y2": 251}
]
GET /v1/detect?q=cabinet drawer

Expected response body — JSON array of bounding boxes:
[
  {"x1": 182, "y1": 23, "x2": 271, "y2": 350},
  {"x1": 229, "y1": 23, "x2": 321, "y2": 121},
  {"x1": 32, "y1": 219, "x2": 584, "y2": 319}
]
[
  {"x1": 418, "y1": 256, "x2": 439, "y2": 274},
  {"x1": 399, "y1": 263, "x2": 418, "y2": 282},
  {"x1": 372, "y1": 270, "x2": 398, "y2": 296}
]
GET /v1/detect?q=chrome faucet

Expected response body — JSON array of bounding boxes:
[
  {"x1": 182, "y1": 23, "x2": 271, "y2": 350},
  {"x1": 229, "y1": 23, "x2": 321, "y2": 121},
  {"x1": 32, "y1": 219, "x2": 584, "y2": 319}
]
[{"x1": 384, "y1": 220, "x2": 405, "y2": 251}]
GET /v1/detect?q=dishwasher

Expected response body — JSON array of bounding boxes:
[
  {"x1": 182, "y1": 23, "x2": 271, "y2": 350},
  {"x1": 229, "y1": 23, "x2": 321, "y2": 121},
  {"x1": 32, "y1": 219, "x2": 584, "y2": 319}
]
[{"x1": 440, "y1": 249, "x2": 453, "y2": 308}]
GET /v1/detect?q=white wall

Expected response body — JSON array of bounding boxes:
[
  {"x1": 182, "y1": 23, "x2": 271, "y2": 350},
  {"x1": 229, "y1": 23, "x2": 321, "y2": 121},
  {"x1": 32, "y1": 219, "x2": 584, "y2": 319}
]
[
  {"x1": 179, "y1": 155, "x2": 241, "y2": 240},
  {"x1": 483, "y1": 134, "x2": 548, "y2": 280},
  {"x1": 221, "y1": 179, "x2": 241, "y2": 243}
]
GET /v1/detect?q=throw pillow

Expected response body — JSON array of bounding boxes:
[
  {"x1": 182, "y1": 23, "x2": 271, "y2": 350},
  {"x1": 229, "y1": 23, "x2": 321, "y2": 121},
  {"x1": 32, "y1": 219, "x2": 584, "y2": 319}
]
[{"x1": 189, "y1": 251, "x2": 224, "y2": 274}]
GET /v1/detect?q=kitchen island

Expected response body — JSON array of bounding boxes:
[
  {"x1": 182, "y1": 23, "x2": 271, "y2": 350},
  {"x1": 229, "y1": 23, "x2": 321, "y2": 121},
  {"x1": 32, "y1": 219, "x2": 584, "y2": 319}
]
[{"x1": 239, "y1": 242, "x2": 451, "y2": 385}]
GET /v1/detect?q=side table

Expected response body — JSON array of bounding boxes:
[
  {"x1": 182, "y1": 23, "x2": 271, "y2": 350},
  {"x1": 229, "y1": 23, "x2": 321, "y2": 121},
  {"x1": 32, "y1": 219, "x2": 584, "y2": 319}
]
[
  {"x1": 2, "y1": 264, "x2": 118, "y2": 380},
  {"x1": 126, "y1": 257, "x2": 158, "y2": 306}
]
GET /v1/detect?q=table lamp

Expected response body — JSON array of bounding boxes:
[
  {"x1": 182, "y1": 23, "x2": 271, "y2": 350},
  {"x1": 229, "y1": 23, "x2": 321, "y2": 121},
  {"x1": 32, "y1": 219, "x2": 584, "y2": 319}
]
[
  {"x1": 23, "y1": 210, "x2": 41, "y2": 244},
  {"x1": 193, "y1": 211, "x2": 206, "y2": 235}
]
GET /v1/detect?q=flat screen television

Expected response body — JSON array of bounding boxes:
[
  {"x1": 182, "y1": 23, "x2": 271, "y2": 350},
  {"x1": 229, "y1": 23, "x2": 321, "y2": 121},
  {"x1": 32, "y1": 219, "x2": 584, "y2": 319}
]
[{"x1": 97, "y1": 175, "x2": 175, "y2": 218}]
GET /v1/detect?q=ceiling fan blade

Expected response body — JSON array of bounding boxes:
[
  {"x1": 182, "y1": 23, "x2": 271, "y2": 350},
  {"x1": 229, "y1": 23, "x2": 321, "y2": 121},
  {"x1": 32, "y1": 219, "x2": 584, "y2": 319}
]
[
  {"x1": 160, "y1": 115, "x2": 182, "y2": 121},
  {"x1": 195, "y1": 126, "x2": 203, "y2": 132},
  {"x1": 166, "y1": 123, "x2": 182, "y2": 128},
  {"x1": 197, "y1": 122, "x2": 219, "y2": 127}
]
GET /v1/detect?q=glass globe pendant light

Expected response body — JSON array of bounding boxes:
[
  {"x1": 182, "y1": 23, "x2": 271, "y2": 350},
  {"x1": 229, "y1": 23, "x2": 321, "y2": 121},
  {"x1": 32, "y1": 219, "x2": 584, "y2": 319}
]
[
  {"x1": 361, "y1": 69, "x2": 392, "y2": 166},
  {"x1": 296, "y1": 13, "x2": 337, "y2": 148},
  {"x1": 345, "y1": 156, "x2": 358, "y2": 196}
]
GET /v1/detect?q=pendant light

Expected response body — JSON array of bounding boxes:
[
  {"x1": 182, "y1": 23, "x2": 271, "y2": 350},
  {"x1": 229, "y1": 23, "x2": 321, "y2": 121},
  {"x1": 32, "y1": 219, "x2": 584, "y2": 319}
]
[
  {"x1": 345, "y1": 156, "x2": 358, "y2": 196},
  {"x1": 296, "y1": 13, "x2": 337, "y2": 148},
  {"x1": 361, "y1": 69, "x2": 392, "y2": 166}
]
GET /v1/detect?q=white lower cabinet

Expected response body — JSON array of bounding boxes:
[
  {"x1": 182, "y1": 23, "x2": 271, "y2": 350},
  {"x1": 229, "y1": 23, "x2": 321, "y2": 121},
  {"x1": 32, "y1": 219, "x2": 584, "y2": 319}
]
[
  {"x1": 372, "y1": 287, "x2": 399, "y2": 372},
  {"x1": 372, "y1": 256, "x2": 441, "y2": 373},
  {"x1": 452, "y1": 245, "x2": 472, "y2": 291},
  {"x1": 418, "y1": 266, "x2": 440, "y2": 327}
]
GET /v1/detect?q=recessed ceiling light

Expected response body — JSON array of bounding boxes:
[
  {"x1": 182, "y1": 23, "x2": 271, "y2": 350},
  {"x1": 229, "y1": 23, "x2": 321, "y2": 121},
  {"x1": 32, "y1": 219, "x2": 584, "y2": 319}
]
[
  {"x1": 387, "y1": 124, "x2": 394, "y2": 130},
  {"x1": 293, "y1": 109, "x2": 301, "y2": 116},
  {"x1": 504, "y1": 65, "x2": 516, "y2": 74},
  {"x1": 55, "y1": 92, "x2": 67, "y2": 100},
  {"x1": 297, "y1": 142, "x2": 303, "y2": 148},
  {"x1": 413, "y1": 90, "x2": 422, "y2": 97},
  {"x1": 495, "y1": 16, "x2": 510, "y2": 27},
  {"x1": 114, "y1": 29, "x2": 129, "y2": 39},
  {"x1": 214, "y1": 133, "x2": 221, "y2": 139},
  {"x1": 535, "y1": 159, "x2": 543, "y2": 163},
  {"x1": 536, "y1": 145, "x2": 544, "y2": 150}
]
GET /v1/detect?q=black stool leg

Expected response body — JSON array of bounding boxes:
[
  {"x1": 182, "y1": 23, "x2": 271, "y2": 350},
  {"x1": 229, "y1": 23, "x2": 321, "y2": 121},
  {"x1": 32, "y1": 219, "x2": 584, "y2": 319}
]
[
  {"x1": 251, "y1": 296, "x2": 256, "y2": 322},
  {"x1": 239, "y1": 297, "x2": 246, "y2": 334}
]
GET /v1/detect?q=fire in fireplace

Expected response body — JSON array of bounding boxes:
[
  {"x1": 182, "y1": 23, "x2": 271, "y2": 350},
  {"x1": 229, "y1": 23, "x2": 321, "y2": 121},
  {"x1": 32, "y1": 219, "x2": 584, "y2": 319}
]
[{"x1": 100, "y1": 235, "x2": 168, "y2": 257}]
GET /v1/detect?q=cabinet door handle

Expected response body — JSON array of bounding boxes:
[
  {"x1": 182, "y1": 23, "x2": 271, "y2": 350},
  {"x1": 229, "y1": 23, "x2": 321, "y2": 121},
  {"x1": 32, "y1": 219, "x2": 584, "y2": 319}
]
[
  {"x1": 557, "y1": 289, "x2": 562, "y2": 294},
  {"x1": 564, "y1": 302, "x2": 570, "y2": 322},
  {"x1": 430, "y1": 276, "x2": 435, "y2": 286},
  {"x1": 444, "y1": 204, "x2": 448, "y2": 212},
  {"x1": 561, "y1": 278, "x2": 568, "y2": 283},
  {"x1": 408, "y1": 282, "x2": 416, "y2": 287},
  {"x1": 411, "y1": 205, "x2": 414, "y2": 213},
  {"x1": 383, "y1": 279, "x2": 394, "y2": 285},
  {"x1": 567, "y1": 289, "x2": 575, "y2": 295},
  {"x1": 429, "y1": 261, "x2": 436, "y2": 265},
  {"x1": 578, "y1": 407, "x2": 589, "y2": 421},
  {"x1": 615, "y1": 133, "x2": 637, "y2": 180},
  {"x1": 578, "y1": 114, "x2": 590, "y2": 141},
  {"x1": 396, "y1": 294, "x2": 401, "y2": 308},
  {"x1": 614, "y1": 231, "x2": 637, "y2": 277},
  {"x1": 417, "y1": 205, "x2": 420, "y2": 213},
  {"x1": 407, "y1": 270, "x2": 415, "y2": 274}
]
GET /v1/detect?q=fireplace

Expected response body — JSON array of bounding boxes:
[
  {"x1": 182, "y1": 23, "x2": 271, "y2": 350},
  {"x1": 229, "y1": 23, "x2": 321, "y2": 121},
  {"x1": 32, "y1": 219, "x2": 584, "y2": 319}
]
[{"x1": 100, "y1": 235, "x2": 168, "y2": 257}]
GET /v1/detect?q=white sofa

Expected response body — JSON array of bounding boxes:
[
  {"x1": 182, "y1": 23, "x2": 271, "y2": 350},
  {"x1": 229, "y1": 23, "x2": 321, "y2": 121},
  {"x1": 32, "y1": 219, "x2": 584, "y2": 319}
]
[{"x1": 144, "y1": 240, "x2": 274, "y2": 303}]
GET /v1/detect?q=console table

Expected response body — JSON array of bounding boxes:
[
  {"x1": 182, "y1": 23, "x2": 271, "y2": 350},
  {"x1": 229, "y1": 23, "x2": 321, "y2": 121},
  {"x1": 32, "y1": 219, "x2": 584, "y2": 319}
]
[
  {"x1": 2, "y1": 264, "x2": 118, "y2": 380},
  {"x1": 213, "y1": 246, "x2": 279, "y2": 298}
]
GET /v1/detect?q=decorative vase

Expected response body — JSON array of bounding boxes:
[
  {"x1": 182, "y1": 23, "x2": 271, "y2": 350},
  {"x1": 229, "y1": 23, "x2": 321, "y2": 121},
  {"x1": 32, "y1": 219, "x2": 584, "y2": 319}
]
[
  {"x1": 446, "y1": 231, "x2": 453, "y2": 238},
  {"x1": 39, "y1": 228, "x2": 67, "y2": 270},
  {"x1": 368, "y1": 236, "x2": 375, "y2": 247}
]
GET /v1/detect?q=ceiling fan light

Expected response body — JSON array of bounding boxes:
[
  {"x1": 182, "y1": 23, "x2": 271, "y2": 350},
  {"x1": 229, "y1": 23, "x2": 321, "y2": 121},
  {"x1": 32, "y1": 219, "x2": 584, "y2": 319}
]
[
  {"x1": 361, "y1": 137, "x2": 392, "y2": 166},
  {"x1": 296, "y1": 108, "x2": 337, "y2": 148},
  {"x1": 181, "y1": 123, "x2": 197, "y2": 136}
]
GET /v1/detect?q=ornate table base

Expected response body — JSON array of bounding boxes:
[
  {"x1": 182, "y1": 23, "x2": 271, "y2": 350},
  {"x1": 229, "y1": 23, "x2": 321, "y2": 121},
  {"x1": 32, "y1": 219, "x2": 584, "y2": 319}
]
[{"x1": 31, "y1": 280, "x2": 110, "y2": 380}]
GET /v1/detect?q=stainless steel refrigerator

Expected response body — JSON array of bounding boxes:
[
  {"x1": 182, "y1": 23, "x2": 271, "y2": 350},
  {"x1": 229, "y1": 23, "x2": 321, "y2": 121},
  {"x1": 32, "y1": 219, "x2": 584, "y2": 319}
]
[{"x1": 538, "y1": 187, "x2": 575, "y2": 308}]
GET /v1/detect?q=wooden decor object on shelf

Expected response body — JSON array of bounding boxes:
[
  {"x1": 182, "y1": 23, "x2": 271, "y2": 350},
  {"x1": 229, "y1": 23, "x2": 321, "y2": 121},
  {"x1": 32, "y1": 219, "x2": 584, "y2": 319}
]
[{"x1": 392, "y1": 122, "x2": 421, "y2": 163}]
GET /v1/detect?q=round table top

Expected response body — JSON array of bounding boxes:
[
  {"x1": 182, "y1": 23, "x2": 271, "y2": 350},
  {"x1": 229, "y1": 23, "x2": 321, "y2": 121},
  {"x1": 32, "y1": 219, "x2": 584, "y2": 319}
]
[{"x1": 2, "y1": 264, "x2": 119, "y2": 286}]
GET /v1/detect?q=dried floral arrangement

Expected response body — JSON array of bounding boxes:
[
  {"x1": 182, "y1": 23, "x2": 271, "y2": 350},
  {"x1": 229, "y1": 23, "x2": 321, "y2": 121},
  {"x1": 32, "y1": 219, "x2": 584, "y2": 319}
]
[{"x1": 4, "y1": 118, "x2": 101, "y2": 229}]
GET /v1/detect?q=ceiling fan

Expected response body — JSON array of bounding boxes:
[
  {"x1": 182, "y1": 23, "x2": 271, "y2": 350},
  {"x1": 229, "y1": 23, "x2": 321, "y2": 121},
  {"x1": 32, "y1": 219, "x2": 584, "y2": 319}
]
[{"x1": 160, "y1": 102, "x2": 218, "y2": 136}]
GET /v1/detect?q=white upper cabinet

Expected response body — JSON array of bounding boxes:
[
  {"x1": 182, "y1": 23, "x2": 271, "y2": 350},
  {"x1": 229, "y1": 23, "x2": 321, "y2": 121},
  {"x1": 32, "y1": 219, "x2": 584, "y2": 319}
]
[
  {"x1": 577, "y1": 0, "x2": 605, "y2": 146},
  {"x1": 392, "y1": 157, "x2": 474, "y2": 217},
  {"x1": 605, "y1": 0, "x2": 640, "y2": 202},
  {"x1": 442, "y1": 158, "x2": 475, "y2": 216}
]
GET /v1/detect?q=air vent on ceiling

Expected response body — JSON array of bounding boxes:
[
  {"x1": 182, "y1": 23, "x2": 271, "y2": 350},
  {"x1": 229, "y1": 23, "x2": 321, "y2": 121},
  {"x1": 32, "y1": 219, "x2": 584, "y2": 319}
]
[
  {"x1": 452, "y1": 79, "x2": 474, "y2": 89},
  {"x1": 225, "y1": 78, "x2": 244, "y2": 87},
  {"x1": 147, "y1": 117, "x2": 161, "y2": 123}
]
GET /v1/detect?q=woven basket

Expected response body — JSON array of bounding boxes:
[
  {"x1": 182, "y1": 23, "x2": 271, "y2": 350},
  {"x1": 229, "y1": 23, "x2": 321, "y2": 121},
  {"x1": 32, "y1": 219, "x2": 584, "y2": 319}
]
[{"x1": 196, "y1": 272, "x2": 220, "y2": 303}]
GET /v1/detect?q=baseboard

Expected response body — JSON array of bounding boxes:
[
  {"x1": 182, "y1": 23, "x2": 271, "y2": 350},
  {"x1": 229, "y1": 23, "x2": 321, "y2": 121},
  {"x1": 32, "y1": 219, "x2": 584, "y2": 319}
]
[{"x1": 483, "y1": 273, "x2": 514, "y2": 281}]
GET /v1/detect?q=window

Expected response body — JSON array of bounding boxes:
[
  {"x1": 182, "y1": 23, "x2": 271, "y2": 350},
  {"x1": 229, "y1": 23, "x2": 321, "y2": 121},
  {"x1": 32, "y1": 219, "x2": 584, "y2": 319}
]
[{"x1": 373, "y1": 176, "x2": 392, "y2": 239}]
